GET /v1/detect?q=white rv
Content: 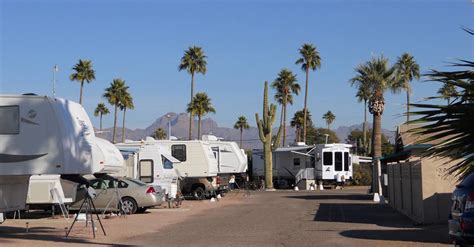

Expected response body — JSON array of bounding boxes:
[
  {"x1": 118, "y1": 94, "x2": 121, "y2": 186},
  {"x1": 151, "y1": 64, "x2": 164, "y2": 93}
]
[
  {"x1": 0, "y1": 94, "x2": 123, "y2": 214},
  {"x1": 156, "y1": 140, "x2": 220, "y2": 199},
  {"x1": 252, "y1": 143, "x2": 353, "y2": 189},
  {"x1": 115, "y1": 140, "x2": 180, "y2": 199},
  {"x1": 313, "y1": 144, "x2": 353, "y2": 182}
]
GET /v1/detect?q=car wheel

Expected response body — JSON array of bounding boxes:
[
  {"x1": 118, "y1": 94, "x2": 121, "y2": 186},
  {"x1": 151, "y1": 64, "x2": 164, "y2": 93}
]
[
  {"x1": 192, "y1": 187, "x2": 205, "y2": 200},
  {"x1": 121, "y1": 197, "x2": 138, "y2": 214}
]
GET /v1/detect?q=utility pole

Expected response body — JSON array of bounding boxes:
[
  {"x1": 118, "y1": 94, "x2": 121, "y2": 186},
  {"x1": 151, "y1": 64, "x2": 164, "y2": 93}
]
[{"x1": 167, "y1": 114, "x2": 172, "y2": 140}]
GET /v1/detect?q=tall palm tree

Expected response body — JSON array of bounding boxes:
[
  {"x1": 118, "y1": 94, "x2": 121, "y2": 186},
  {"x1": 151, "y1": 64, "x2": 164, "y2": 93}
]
[
  {"x1": 153, "y1": 127, "x2": 167, "y2": 140},
  {"x1": 179, "y1": 46, "x2": 207, "y2": 140},
  {"x1": 234, "y1": 116, "x2": 250, "y2": 148},
  {"x1": 352, "y1": 78, "x2": 371, "y2": 155},
  {"x1": 437, "y1": 83, "x2": 458, "y2": 104},
  {"x1": 350, "y1": 56, "x2": 400, "y2": 195},
  {"x1": 70, "y1": 59, "x2": 96, "y2": 105},
  {"x1": 271, "y1": 69, "x2": 300, "y2": 147},
  {"x1": 94, "y1": 103, "x2": 110, "y2": 134},
  {"x1": 322, "y1": 111, "x2": 336, "y2": 130},
  {"x1": 394, "y1": 53, "x2": 420, "y2": 122},
  {"x1": 187, "y1": 92, "x2": 216, "y2": 140},
  {"x1": 295, "y1": 43, "x2": 321, "y2": 144},
  {"x1": 119, "y1": 91, "x2": 134, "y2": 143},
  {"x1": 103, "y1": 79, "x2": 129, "y2": 143},
  {"x1": 290, "y1": 110, "x2": 312, "y2": 142}
]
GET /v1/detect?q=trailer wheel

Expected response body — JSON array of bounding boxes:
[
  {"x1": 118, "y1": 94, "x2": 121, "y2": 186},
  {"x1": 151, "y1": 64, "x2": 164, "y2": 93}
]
[{"x1": 192, "y1": 187, "x2": 206, "y2": 200}]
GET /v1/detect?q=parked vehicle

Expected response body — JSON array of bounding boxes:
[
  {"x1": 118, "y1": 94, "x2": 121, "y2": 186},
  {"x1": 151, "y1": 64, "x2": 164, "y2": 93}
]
[
  {"x1": 115, "y1": 140, "x2": 180, "y2": 199},
  {"x1": 156, "y1": 140, "x2": 220, "y2": 199},
  {"x1": 203, "y1": 135, "x2": 248, "y2": 190},
  {"x1": 0, "y1": 94, "x2": 123, "y2": 215},
  {"x1": 449, "y1": 173, "x2": 474, "y2": 245},
  {"x1": 70, "y1": 175, "x2": 163, "y2": 214}
]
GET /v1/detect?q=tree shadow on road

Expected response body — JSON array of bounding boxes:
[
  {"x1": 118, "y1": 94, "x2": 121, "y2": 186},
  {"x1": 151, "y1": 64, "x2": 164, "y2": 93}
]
[
  {"x1": 0, "y1": 226, "x2": 137, "y2": 246},
  {"x1": 287, "y1": 194, "x2": 372, "y2": 201},
  {"x1": 340, "y1": 228, "x2": 451, "y2": 244}
]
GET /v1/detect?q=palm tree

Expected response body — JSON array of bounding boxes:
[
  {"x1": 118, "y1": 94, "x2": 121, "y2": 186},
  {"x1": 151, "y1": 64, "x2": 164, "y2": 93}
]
[
  {"x1": 153, "y1": 128, "x2": 167, "y2": 140},
  {"x1": 352, "y1": 78, "x2": 371, "y2": 155},
  {"x1": 409, "y1": 59, "x2": 473, "y2": 180},
  {"x1": 437, "y1": 83, "x2": 458, "y2": 104},
  {"x1": 70, "y1": 59, "x2": 96, "y2": 105},
  {"x1": 179, "y1": 46, "x2": 207, "y2": 140},
  {"x1": 295, "y1": 43, "x2": 321, "y2": 144},
  {"x1": 94, "y1": 103, "x2": 109, "y2": 134},
  {"x1": 322, "y1": 111, "x2": 336, "y2": 130},
  {"x1": 394, "y1": 53, "x2": 420, "y2": 122},
  {"x1": 234, "y1": 116, "x2": 250, "y2": 148},
  {"x1": 271, "y1": 69, "x2": 300, "y2": 147},
  {"x1": 290, "y1": 110, "x2": 312, "y2": 142},
  {"x1": 187, "y1": 92, "x2": 215, "y2": 140},
  {"x1": 103, "y1": 79, "x2": 129, "y2": 143},
  {"x1": 350, "y1": 56, "x2": 401, "y2": 195},
  {"x1": 119, "y1": 91, "x2": 134, "y2": 143}
]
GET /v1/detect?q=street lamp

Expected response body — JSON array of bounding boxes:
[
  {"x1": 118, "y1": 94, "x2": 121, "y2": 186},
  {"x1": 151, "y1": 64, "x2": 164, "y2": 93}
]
[
  {"x1": 166, "y1": 114, "x2": 172, "y2": 140},
  {"x1": 52, "y1": 65, "x2": 59, "y2": 97}
]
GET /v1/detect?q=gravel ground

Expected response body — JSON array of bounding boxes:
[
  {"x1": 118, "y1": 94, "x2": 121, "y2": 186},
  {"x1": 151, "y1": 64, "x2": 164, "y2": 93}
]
[{"x1": 0, "y1": 187, "x2": 451, "y2": 247}]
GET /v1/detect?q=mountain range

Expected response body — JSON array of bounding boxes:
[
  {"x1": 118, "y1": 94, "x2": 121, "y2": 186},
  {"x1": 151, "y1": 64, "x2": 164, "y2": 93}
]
[{"x1": 99, "y1": 112, "x2": 395, "y2": 149}]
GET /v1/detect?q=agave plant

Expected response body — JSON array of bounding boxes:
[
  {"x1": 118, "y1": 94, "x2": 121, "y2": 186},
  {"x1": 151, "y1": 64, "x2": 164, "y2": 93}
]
[{"x1": 409, "y1": 59, "x2": 474, "y2": 180}]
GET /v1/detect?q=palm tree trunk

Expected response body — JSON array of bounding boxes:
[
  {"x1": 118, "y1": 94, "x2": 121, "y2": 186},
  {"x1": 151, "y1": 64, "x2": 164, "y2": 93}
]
[
  {"x1": 363, "y1": 100, "x2": 367, "y2": 155},
  {"x1": 303, "y1": 67, "x2": 309, "y2": 144},
  {"x1": 189, "y1": 72, "x2": 194, "y2": 140},
  {"x1": 122, "y1": 108, "x2": 127, "y2": 143},
  {"x1": 112, "y1": 104, "x2": 118, "y2": 144},
  {"x1": 279, "y1": 105, "x2": 284, "y2": 147},
  {"x1": 406, "y1": 91, "x2": 410, "y2": 123},
  {"x1": 372, "y1": 113, "x2": 383, "y2": 195},
  {"x1": 282, "y1": 97, "x2": 287, "y2": 147},
  {"x1": 79, "y1": 80, "x2": 84, "y2": 105},
  {"x1": 197, "y1": 115, "x2": 201, "y2": 140},
  {"x1": 240, "y1": 128, "x2": 243, "y2": 148},
  {"x1": 99, "y1": 113, "x2": 103, "y2": 136}
]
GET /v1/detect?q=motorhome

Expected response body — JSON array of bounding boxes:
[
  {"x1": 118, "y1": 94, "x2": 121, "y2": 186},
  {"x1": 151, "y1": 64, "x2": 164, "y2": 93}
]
[
  {"x1": 115, "y1": 140, "x2": 180, "y2": 199},
  {"x1": 156, "y1": 140, "x2": 220, "y2": 199},
  {"x1": 0, "y1": 94, "x2": 123, "y2": 214},
  {"x1": 252, "y1": 143, "x2": 353, "y2": 189}
]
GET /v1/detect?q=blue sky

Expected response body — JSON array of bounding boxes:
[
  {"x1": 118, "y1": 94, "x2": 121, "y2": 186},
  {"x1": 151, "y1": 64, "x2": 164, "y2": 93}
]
[{"x1": 1, "y1": 0, "x2": 472, "y2": 131}]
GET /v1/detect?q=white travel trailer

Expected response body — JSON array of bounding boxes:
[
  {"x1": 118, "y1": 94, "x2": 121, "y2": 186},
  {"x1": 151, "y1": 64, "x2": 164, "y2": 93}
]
[
  {"x1": 252, "y1": 143, "x2": 353, "y2": 189},
  {"x1": 313, "y1": 143, "x2": 353, "y2": 181},
  {"x1": 115, "y1": 141, "x2": 180, "y2": 199},
  {"x1": 0, "y1": 94, "x2": 123, "y2": 214},
  {"x1": 202, "y1": 135, "x2": 248, "y2": 183},
  {"x1": 156, "y1": 140, "x2": 220, "y2": 199}
]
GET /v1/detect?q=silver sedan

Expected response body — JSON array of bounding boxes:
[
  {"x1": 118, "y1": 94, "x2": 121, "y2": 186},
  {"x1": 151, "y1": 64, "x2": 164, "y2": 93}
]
[{"x1": 70, "y1": 176, "x2": 164, "y2": 214}]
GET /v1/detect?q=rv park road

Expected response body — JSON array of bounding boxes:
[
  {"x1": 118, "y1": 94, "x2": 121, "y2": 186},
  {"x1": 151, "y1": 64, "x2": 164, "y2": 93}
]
[{"x1": 0, "y1": 187, "x2": 451, "y2": 246}]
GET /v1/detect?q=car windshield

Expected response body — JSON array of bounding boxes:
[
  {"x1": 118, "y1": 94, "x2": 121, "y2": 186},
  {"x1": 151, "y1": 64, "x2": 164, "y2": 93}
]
[{"x1": 459, "y1": 173, "x2": 474, "y2": 188}]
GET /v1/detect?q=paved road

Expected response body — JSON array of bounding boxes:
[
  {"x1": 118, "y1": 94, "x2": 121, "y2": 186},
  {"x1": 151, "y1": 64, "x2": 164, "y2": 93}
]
[{"x1": 125, "y1": 188, "x2": 451, "y2": 247}]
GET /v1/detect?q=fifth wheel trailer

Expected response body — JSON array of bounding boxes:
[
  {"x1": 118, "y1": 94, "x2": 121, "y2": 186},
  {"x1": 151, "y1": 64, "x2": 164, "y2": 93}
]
[{"x1": 0, "y1": 94, "x2": 124, "y2": 215}]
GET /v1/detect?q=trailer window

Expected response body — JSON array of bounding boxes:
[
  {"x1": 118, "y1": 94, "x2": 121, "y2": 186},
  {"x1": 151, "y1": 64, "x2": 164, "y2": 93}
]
[
  {"x1": 293, "y1": 158, "x2": 300, "y2": 167},
  {"x1": 171, "y1": 145, "x2": 187, "y2": 162},
  {"x1": 0, "y1": 106, "x2": 19, "y2": 134},
  {"x1": 161, "y1": 155, "x2": 174, "y2": 169},
  {"x1": 344, "y1": 152, "x2": 349, "y2": 171},
  {"x1": 335, "y1": 152, "x2": 342, "y2": 171},
  {"x1": 323, "y1": 152, "x2": 332, "y2": 166},
  {"x1": 139, "y1": 160, "x2": 154, "y2": 183}
]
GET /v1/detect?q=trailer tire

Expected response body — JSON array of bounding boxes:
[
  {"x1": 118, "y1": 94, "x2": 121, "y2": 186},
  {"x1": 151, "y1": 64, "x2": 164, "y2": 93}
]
[{"x1": 192, "y1": 187, "x2": 206, "y2": 200}]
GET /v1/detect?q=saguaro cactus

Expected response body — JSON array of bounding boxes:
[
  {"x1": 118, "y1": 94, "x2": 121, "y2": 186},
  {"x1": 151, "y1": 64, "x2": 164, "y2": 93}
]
[{"x1": 256, "y1": 81, "x2": 282, "y2": 190}]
